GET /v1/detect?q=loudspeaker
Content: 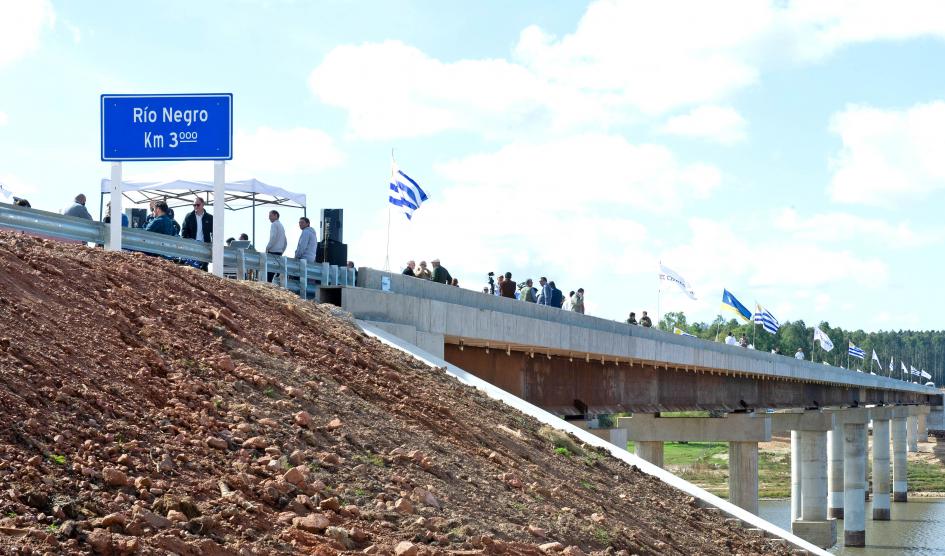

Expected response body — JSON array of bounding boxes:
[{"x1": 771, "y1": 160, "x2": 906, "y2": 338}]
[
  {"x1": 316, "y1": 239, "x2": 348, "y2": 266},
  {"x1": 320, "y1": 209, "x2": 343, "y2": 243},
  {"x1": 127, "y1": 208, "x2": 148, "y2": 228}
]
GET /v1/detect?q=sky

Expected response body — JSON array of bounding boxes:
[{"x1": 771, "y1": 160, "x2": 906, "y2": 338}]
[{"x1": 2, "y1": 0, "x2": 945, "y2": 332}]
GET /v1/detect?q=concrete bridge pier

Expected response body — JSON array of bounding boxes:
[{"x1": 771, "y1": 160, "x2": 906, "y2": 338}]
[
  {"x1": 827, "y1": 423, "x2": 844, "y2": 518},
  {"x1": 870, "y1": 407, "x2": 893, "y2": 521},
  {"x1": 772, "y1": 411, "x2": 837, "y2": 549},
  {"x1": 892, "y1": 408, "x2": 909, "y2": 503},
  {"x1": 615, "y1": 413, "x2": 770, "y2": 515},
  {"x1": 635, "y1": 441, "x2": 664, "y2": 468},
  {"x1": 907, "y1": 409, "x2": 919, "y2": 452},
  {"x1": 842, "y1": 412, "x2": 869, "y2": 547},
  {"x1": 918, "y1": 405, "x2": 930, "y2": 443}
]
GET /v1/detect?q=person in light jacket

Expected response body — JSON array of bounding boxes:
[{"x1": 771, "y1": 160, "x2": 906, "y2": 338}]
[
  {"x1": 294, "y1": 217, "x2": 317, "y2": 263},
  {"x1": 266, "y1": 210, "x2": 288, "y2": 282},
  {"x1": 63, "y1": 194, "x2": 92, "y2": 220}
]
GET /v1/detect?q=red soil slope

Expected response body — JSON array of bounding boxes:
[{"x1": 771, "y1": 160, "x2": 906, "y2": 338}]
[{"x1": 0, "y1": 231, "x2": 793, "y2": 555}]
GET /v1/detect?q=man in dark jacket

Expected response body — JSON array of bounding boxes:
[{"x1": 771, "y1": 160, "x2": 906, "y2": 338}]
[
  {"x1": 430, "y1": 259, "x2": 452, "y2": 284},
  {"x1": 499, "y1": 271, "x2": 517, "y2": 298},
  {"x1": 182, "y1": 197, "x2": 213, "y2": 270},
  {"x1": 402, "y1": 260, "x2": 416, "y2": 276},
  {"x1": 548, "y1": 281, "x2": 564, "y2": 308},
  {"x1": 144, "y1": 202, "x2": 177, "y2": 236}
]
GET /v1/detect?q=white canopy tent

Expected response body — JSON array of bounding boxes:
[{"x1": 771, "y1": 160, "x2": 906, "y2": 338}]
[{"x1": 99, "y1": 177, "x2": 307, "y2": 245}]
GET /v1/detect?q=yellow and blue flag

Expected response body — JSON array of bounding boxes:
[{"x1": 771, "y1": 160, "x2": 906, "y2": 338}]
[{"x1": 721, "y1": 289, "x2": 752, "y2": 323}]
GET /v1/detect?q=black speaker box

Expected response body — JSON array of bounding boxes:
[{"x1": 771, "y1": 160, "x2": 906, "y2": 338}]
[
  {"x1": 316, "y1": 239, "x2": 348, "y2": 266},
  {"x1": 320, "y1": 208, "x2": 343, "y2": 243}
]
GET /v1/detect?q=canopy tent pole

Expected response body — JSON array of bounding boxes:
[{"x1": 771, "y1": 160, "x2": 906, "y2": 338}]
[
  {"x1": 99, "y1": 192, "x2": 105, "y2": 221},
  {"x1": 252, "y1": 192, "x2": 256, "y2": 247}
]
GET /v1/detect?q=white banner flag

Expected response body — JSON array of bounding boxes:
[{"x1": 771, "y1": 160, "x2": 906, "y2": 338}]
[
  {"x1": 659, "y1": 263, "x2": 696, "y2": 300},
  {"x1": 814, "y1": 327, "x2": 834, "y2": 351}
]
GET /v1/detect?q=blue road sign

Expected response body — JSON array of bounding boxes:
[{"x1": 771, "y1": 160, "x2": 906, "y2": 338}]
[{"x1": 101, "y1": 94, "x2": 233, "y2": 161}]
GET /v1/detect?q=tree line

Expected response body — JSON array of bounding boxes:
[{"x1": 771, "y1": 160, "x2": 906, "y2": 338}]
[{"x1": 658, "y1": 311, "x2": 944, "y2": 386}]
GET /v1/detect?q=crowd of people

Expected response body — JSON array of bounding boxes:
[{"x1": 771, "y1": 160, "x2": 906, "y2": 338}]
[
  {"x1": 46, "y1": 193, "x2": 333, "y2": 278},
  {"x1": 402, "y1": 259, "x2": 455, "y2": 286}
]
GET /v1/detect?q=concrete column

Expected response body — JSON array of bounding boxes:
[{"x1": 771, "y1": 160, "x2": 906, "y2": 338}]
[
  {"x1": 800, "y1": 430, "x2": 828, "y2": 521},
  {"x1": 636, "y1": 441, "x2": 664, "y2": 468},
  {"x1": 827, "y1": 424, "x2": 844, "y2": 518},
  {"x1": 791, "y1": 431, "x2": 802, "y2": 522},
  {"x1": 843, "y1": 422, "x2": 867, "y2": 546},
  {"x1": 729, "y1": 441, "x2": 759, "y2": 515},
  {"x1": 918, "y1": 412, "x2": 928, "y2": 443},
  {"x1": 907, "y1": 415, "x2": 918, "y2": 452},
  {"x1": 872, "y1": 418, "x2": 891, "y2": 520},
  {"x1": 892, "y1": 415, "x2": 908, "y2": 502}
]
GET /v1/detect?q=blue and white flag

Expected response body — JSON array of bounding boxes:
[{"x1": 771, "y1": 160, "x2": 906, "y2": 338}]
[
  {"x1": 753, "y1": 303, "x2": 779, "y2": 334},
  {"x1": 848, "y1": 341, "x2": 865, "y2": 360},
  {"x1": 389, "y1": 162, "x2": 429, "y2": 220}
]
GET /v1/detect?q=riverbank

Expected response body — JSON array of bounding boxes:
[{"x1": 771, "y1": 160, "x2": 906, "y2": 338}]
[{"x1": 626, "y1": 435, "x2": 945, "y2": 499}]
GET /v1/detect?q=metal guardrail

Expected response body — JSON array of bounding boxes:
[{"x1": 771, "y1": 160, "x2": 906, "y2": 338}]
[{"x1": 0, "y1": 202, "x2": 354, "y2": 296}]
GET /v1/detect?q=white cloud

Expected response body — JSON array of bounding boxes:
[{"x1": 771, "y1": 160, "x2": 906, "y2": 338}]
[
  {"x1": 234, "y1": 127, "x2": 344, "y2": 175},
  {"x1": 659, "y1": 106, "x2": 747, "y2": 144},
  {"x1": 309, "y1": 1, "x2": 945, "y2": 140},
  {"x1": 434, "y1": 134, "x2": 721, "y2": 213},
  {"x1": 658, "y1": 218, "x2": 888, "y2": 320},
  {"x1": 828, "y1": 102, "x2": 945, "y2": 205},
  {"x1": 0, "y1": 0, "x2": 55, "y2": 68},
  {"x1": 773, "y1": 207, "x2": 938, "y2": 247}
]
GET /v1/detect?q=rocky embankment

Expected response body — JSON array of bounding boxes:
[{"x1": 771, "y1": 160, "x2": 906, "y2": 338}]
[{"x1": 0, "y1": 231, "x2": 793, "y2": 555}]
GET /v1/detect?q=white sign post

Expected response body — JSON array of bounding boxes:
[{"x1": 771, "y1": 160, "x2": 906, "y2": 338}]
[
  {"x1": 212, "y1": 160, "x2": 225, "y2": 276},
  {"x1": 108, "y1": 162, "x2": 122, "y2": 251}
]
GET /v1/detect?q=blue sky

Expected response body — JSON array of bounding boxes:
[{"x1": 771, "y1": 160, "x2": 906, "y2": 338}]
[{"x1": 3, "y1": 0, "x2": 945, "y2": 331}]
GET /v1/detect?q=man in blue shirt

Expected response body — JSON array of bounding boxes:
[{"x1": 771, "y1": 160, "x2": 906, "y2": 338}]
[{"x1": 144, "y1": 202, "x2": 177, "y2": 236}]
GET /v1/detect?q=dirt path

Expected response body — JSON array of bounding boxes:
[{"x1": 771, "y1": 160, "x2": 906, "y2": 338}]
[{"x1": 0, "y1": 231, "x2": 794, "y2": 555}]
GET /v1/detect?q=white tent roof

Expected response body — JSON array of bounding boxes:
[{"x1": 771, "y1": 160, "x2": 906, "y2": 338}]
[{"x1": 100, "y1": 177, "x2": 306, "y2": 207}]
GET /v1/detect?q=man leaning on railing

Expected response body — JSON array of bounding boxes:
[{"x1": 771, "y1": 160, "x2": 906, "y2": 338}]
[{"x1": 144, "y1": 202, "x2": 177, "y2": 236}]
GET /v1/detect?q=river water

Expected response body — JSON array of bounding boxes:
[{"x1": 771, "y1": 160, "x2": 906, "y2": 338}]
[{"x1": 759, "y1": 498, "x2": 945, "y2": 555}]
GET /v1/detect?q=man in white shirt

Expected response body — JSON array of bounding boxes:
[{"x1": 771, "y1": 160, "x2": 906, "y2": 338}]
[
  {"x1": 795, "y1": 348, "x2": 805, "y2": 360},
  {"x1": 265, "y1": 210, "x2": 287, "y2": 282},
  {"x1": 724, "y1": 332, "x2": 737, "y2": 346}
]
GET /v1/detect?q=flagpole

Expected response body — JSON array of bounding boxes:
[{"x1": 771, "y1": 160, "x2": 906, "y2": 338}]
[
  {"x1": 811, "y1": 327, "x2": 816, "y2": 364},
  {"x1": 384, "y1": 149, "x2": 395, "y2": 272},
  {"x1": 656, "y1": 261, "x2": 661, "y2": 330}
]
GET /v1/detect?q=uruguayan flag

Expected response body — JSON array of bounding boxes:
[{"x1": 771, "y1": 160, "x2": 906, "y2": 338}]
[
  {"x1": 752, "y1": 303, "x2": 779, "y2": 334},
  {"x1": 389, "y1": 163, "x2": 429, "y2": 220},
  {"x1": 848, "y1": 341, "x2": 865, "y2": 360}
]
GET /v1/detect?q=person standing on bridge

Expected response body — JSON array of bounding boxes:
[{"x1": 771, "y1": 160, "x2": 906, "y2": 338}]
[
  {"x1": 402, "y1": 260, "x2": 416, "y2": 276},
  {"x1": 548, "y1": 281, "x2": 564, "y2": 308},
  {"x1": 725, "y1": 331, "x2": 737, "y2": 345},
  {"x1": 499, "y1": 272, "x2": 517, "y2": 298},
  {"x1": 416, "y1": 260, "x2": 432, "y2": 280},
  {"x1": 182, "y1": 197, "x2": 213, "y2": 270},
  {"x1": 294, "y1": 217, "x2": 317, "y2": 263},
  {"x1": 63, "y1": 194, "x2": 92, "y2": 220},
  {"x1": 431, "y1": 259, "x2": 452, "y2": 284},
  {"x1": 627, "y1": 312, "x2": 638, "y2": 325},
  {"x1": 571, "y1": 288, "x2": 585, "y2": 314},
  {"x1": 144, "y1": 201, "x2": 177, "y2": 236},
  {"x1": 795, "y1": 347, "x2": 805, "y2": 360},
  {"x1": 265, "y1": 210, "x2": 287, "y2": 282},
  {"x1": 640, "y1": 311, "x2": 652, "y2": 327},
  {"x1": 520, "y1": 279, "x2": 538, "y2": 303}
]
